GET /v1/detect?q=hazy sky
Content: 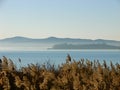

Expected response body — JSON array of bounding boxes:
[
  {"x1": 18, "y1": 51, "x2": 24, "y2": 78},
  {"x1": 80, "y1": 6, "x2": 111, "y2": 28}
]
[{"x1": 0, "y1": 0, "x2": 120, "y2": 40}]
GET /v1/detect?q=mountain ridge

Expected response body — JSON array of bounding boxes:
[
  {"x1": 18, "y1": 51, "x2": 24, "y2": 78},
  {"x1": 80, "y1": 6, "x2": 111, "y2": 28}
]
[
  {"x1": 0, "y1": 36, "x2": 119, "y2": 42},
  {"x1": 0, "y1": 36, "x2": 120, "y2": 47},
  {"x1": 0, "y1": 36, "x2": 120, "y2": 50}
]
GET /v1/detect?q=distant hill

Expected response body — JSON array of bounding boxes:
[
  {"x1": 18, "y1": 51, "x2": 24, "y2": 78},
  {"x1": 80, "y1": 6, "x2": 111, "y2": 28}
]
[
  {"x1": 0, "y1": 36, "x2": 32, "y2": 42},
  {"x1": 0, "y1": 36, "x2": 120, "y2": 44},
  {"x1": 0, "y1": 36, "x2": 120, "y2": 50}
]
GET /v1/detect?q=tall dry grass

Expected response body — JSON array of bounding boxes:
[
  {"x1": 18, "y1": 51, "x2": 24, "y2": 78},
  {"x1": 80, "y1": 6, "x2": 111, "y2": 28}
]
[{"x1": 0, "y1": 55, "x2": 120, "y2": 90}]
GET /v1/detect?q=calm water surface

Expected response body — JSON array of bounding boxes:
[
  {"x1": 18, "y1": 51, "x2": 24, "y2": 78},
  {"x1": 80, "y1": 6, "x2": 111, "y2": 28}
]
[{"x1": 0, "y1": 50, "x2": 120, "y2": 68}]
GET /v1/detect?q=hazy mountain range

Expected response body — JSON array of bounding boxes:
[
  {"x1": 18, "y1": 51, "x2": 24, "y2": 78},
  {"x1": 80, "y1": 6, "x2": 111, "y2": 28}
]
[{"x1": 0, "y1": 36, "x2": 120, "y2": 50}]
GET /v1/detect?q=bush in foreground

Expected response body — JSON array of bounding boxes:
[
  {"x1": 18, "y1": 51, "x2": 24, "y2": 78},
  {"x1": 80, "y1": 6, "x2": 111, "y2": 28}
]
[{"x1": 0, "y1": 56, "x2": 120, "y2": 90}]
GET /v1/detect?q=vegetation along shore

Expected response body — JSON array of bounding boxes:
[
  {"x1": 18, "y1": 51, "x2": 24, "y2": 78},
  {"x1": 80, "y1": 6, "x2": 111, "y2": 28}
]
[{"x1": 0, "y1": 55, "x2": 120, "y2": 90}]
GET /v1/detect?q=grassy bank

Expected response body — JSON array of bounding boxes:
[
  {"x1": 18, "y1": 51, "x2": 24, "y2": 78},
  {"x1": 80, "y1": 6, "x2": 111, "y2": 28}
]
[{"x1": 0, "y1": 56, "x2": 120, "y2": 90}]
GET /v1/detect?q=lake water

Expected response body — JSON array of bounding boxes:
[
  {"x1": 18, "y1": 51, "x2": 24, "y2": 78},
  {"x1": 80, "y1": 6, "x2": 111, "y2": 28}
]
[{"x1": 0, "y1": 50, "x2": 120, "y2": 68}]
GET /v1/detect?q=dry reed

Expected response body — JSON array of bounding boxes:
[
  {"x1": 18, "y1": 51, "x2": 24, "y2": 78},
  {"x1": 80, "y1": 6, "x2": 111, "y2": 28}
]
[{"x1": 0, "y1": 56, "x2": 120, "y2": 90}]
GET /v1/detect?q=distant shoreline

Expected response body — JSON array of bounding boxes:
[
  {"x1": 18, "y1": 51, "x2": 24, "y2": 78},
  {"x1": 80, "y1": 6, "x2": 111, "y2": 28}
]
[
  {"x1": 50, "y1": 43, "x2": 120, "y2": 50},
  {"x1": 0, "y1": 49, "x2": 120, "y2": 52}
]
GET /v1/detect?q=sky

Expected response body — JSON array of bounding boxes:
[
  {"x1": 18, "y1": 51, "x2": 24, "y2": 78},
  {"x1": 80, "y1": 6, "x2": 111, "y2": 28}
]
[{"x1": 0, "y1": 0, "x2": 120, "y2": 40}]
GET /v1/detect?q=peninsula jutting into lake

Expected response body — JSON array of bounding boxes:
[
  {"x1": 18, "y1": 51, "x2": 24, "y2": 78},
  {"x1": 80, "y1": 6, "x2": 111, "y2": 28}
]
[{"x1": 51, "y1": 43, "x2": 120, "y2": 49}]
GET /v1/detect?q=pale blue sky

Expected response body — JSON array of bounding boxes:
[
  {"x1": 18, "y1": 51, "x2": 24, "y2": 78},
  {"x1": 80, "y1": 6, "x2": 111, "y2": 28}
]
[{"x1": 0, "y1": 0, "x2": 120, "y2": 40}]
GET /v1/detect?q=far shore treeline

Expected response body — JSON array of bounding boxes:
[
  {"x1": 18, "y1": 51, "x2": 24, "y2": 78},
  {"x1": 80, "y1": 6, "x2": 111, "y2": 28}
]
[{"x1": 51, "y1": 43, "x2": 120, "y2": 49}]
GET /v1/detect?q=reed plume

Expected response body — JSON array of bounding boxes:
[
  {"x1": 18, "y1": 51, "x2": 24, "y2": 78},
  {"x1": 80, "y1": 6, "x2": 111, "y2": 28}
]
[{"x1": 0, "y1": 56, "x2": 119, "y2": 90}]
